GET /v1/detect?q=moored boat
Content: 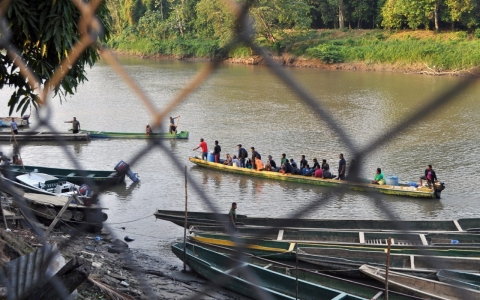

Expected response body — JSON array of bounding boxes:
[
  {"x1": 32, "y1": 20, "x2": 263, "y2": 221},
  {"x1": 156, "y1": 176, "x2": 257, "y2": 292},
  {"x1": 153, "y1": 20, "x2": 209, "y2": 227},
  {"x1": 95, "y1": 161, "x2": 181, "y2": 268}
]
[
  {"x1": 0, "y1": 116, "x2": 29, "y2": 127},
  {"x1": 188, "y1": 240, "x2": 422, "y2": 300},
  {"x1": 0, "y1": 132, "x2": 90, "y2": 141},
  {"x1": 75, "y1": 129, "x2": 189, "y2": 139},
  {"x1": 154, "y1": 209, "x2": 480, "y2": 232},
  {"x1": 172, "y1": 242, "x2": 366, "y2": 300},
  {"x1": 189, "y1": 157, "x2": 444, "y2": 198},
  {"x1": 436, "y1": 269, "x2": 480, "y2": 291},
  {"x1": 0, "y1": 164, "x2": 125, "y2": 186},
  {"x1": 16, "y1": 172, "x2": 90, "y2": 197},
  {"x1": 360, "y1": 265, "x2": 480, "y2": 300}
]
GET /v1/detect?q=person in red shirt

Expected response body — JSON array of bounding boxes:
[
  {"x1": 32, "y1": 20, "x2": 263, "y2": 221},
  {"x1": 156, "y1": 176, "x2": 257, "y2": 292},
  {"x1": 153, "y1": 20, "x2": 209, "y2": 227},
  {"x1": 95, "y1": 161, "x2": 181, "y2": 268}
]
[
  {"x1": 193, "y1": 138, "x2": 208, "y2": 160},
  {"x1": 314, "y1": 165, "x2": 323, "y2": 178}
]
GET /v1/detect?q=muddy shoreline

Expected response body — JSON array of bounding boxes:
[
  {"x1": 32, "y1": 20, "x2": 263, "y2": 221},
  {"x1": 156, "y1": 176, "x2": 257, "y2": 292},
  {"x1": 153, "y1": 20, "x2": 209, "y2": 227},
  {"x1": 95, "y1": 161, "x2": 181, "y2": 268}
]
[{"x1": 111, "y1": 51, "x2": 480, "y2": 77}]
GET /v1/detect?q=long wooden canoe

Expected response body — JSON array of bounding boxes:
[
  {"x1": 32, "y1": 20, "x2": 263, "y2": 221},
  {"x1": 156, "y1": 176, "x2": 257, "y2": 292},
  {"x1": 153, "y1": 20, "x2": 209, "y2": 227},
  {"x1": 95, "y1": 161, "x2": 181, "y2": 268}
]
[
  {"x1": 436, "y1": 269, "x2": 480, "y2": 291},
  {"x1": 171, "y1": 242, "x2": 366, "y2": 300},
  {"x1": 191, "y1": 232, "x2": 480, "y2": 258},
  {"x1": 0, "y1": 165, "x2": 125, "y2": 186},
  {"x1": 190, "y1": 226, "x2": 480, "y2": 248},
  {"x1": 0, "y1": 132, "x2": 90, "y2": 141},
  {"x1": 189, "y1": 240, "x2": 422, "y2": 300},
  {"x1": 360, "y1": 265, "x2": 480, "y2": 300},
  {"x1": 297, "y1": 247, "x2": 480, "y2": 278},
  {"x1": 189, "y1": 157, "x2": 440, "y2": 198},
  {"x1": 75, "y1": 129, "x2": 189, "y2": 139},
  {"x1": 154, "y1": 209, "x2": 480, "y2": 232}
]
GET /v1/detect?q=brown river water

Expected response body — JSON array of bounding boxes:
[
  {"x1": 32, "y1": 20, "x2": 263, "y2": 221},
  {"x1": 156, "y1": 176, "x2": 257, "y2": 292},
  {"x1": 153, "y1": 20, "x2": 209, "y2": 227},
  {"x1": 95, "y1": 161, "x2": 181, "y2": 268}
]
[{"x1": 0, "y1": 57, "x2": 479, "y2": 259}]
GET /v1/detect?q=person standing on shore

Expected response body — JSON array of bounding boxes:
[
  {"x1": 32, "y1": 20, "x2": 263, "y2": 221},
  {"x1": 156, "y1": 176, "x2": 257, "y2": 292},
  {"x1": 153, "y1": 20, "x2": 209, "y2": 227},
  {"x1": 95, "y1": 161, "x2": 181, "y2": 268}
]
[
  {"x1": 228, "y1": 202, "x2": 237, "y2": 231},
  {"x1": 193, "y1": 138, "x2": 208, "y2": 160},
  {"x1": 65, "y1": 117, "x2": 81, "y2": 134},
  {"x1": 337, "y1": 153, "x2": 346, "y2": 180},
  {"x1": 10, "y1": 118, "x2": 18, "y2": 134}
]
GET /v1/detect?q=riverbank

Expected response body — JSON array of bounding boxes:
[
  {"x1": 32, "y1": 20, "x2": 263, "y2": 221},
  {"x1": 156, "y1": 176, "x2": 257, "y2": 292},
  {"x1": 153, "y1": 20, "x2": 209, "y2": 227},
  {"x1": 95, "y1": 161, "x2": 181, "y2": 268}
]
[{"x1": 110, "y1": 29, "x2": 480, "y2": 76}]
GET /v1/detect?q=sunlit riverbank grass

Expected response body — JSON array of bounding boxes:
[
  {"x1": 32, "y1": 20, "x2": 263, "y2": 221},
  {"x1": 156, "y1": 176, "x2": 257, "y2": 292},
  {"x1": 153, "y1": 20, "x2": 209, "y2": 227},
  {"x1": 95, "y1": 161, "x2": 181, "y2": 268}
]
[{"x1": 109, "y1": 29, "x2": 480, "y2": 71}]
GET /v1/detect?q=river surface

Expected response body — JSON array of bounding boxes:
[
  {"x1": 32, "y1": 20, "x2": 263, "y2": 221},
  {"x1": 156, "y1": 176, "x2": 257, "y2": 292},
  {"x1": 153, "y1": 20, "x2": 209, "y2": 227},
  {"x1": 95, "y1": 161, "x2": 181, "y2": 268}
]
[{"x1": 1, "y1": 58, "x2": 479, "y2": 258}]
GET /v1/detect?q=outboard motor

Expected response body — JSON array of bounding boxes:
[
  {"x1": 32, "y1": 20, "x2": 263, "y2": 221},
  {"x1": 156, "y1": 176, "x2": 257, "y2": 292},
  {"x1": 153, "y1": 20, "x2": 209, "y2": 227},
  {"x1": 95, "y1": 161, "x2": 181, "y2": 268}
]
[
  {"x1": 115, "y1": 160, "x2": 140, "y2": 182},
  {"x1": 79, "y1": 184, "x2": 91, "y2": 197},
  {"x1": 22, "y1": 114, "x2": 30, "y2": 124},
  {"x1": 433, "y1": 181, "x2": 445, "y2": 199}
]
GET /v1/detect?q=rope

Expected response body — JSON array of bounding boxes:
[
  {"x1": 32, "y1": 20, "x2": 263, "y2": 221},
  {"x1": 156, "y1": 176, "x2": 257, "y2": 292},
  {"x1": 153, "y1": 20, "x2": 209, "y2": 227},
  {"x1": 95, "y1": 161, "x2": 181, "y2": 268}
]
[{"x1": 106, "y1": 214, "x2": 154, "y2": 225}]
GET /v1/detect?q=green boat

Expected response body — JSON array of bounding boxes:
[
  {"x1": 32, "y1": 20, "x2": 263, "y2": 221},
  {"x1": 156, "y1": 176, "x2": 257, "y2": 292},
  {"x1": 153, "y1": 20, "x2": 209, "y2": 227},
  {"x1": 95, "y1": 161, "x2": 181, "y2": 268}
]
[
  {"x1": 171, "y1": 242, "x2": 366, "y2": 300},
  {"x1": 154, "y1": 209, "x2": 480, "y2": 232},
  {"x1": 191, "y1": 232, "x2": 480, "y2": 258},
  {"x1": 190, "y1": 157, "x2": 444, "y2": 198},
  {"x1": 436, "y1": 270, "x2": 480, "y2": 291},
  {"x1": 0, "y1": 164, "x2": 125, "y2": 186},
  {"x1": 190, "y1": 226, "x2": 480, "y2": 247},
  {"x1": 187, "y1": 240, "x2": 422, "y2": 300},
  {"x1": 75, "y1": 129, "x2": 189, "y2": 139}
]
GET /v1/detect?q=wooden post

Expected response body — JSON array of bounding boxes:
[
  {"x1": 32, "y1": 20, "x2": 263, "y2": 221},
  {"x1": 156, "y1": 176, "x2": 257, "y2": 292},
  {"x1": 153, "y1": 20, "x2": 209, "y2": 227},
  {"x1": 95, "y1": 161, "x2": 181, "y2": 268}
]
[
  {"x1": 295, "y1": 249, "x2": 299, "y2": 300},
  {"x1": 385, "y1": 237, "x2": 392, "y2": 300},
  {"x1": 45, "y1": 195, "x2": 75, "y2": 237},
  {"x1": 183, "y1": 165, "x2": 188, "y2": 272}
]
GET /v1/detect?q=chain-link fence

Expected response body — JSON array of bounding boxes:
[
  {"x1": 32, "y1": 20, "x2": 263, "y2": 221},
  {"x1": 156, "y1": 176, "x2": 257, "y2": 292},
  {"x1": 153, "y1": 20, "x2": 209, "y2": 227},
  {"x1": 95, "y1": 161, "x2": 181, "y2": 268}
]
[{"x1": 0, "y1": 0, "x2": 477, "y2": 299}]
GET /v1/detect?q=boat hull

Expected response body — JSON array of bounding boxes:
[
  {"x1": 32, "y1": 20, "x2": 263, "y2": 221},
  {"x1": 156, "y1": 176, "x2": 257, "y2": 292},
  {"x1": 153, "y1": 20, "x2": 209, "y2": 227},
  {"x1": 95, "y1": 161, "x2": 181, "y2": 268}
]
[{"x1": 76, "y1": 129, "x2": 189, "y2": 139}]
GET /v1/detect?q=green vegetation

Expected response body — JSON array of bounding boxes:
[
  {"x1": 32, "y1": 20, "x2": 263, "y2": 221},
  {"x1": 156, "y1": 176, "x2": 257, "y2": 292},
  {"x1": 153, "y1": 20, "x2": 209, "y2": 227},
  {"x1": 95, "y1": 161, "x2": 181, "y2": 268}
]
[{"x1": 105, "y1": 0, "x2": 480, "y2": 71}]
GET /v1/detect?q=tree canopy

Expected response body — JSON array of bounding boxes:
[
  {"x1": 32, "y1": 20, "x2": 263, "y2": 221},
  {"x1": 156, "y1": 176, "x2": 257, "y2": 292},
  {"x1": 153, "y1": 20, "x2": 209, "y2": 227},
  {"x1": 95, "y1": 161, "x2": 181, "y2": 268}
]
[{"x1": 0, "y1": 0, "x2": 111, "y2": 114}]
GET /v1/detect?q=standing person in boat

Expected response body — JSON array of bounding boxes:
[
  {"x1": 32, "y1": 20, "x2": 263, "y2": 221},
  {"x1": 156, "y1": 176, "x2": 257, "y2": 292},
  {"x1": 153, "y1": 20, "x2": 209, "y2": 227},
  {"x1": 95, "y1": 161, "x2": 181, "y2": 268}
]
[
  {"x1": 228, "y1": 202, "x2": 237, "y2": 231},
  {"x1": 250, "y1": 147, "x2": 260, "y2": 170},
  {"x1": 193, "y1": 138, "x2": 208, "y2": 160},
  {"x1": 300, "y1": 155, "x2": 308, "y2": 170},
  {"x1": 65, "y1": 117, "x2": 81, "y2": 134},
  {"x1": 145, "y1": 124, "x2": 152, "y2": 135},
  {"x1": 420, "y1": 165, "x2": 437, "y2": 186},
  {"x1": 169, "y1": 115, "x2": 180, "y2": 134},
  {"x1": 371, "y1": 168, "x2": 385, "y2": 185},
  {"x1": 337, "y1": 153, "x2": 346, "y2": 180},
  {"x1": 213, "y1": 140, "x2": 221, "y2": 163},
  {"x1": 280, "y1": 153, "x2": 287, "y2": 165},
  {"x1": 10, "y1": 118, "x2": 18, "y2": 134},
  {"x1": 237, "y1": 144, "x2": 248, "y2": 168}
]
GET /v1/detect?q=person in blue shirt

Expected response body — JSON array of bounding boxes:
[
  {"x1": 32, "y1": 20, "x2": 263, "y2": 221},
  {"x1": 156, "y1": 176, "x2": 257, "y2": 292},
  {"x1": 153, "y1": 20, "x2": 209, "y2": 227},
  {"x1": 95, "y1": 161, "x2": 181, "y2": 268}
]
[{"x1": 10, "y1": 118, "x2": 18, "y2": 134}]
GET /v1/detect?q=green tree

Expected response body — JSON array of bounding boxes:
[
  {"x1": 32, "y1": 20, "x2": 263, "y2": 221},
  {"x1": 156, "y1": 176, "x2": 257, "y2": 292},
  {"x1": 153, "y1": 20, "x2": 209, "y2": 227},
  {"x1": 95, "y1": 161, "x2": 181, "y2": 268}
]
[
  {"x1": 195, "y1": 0, "x2": 236, "y2": 46},
  {"x1": 351, "y1": 0, "x2": 374, "y2": 28},
  {"x1": 0, "y1": 0, "x2": 111, "y2": 114},
  {"x1": 445, "y1": 0, "x2": 476, "y2": 28}
]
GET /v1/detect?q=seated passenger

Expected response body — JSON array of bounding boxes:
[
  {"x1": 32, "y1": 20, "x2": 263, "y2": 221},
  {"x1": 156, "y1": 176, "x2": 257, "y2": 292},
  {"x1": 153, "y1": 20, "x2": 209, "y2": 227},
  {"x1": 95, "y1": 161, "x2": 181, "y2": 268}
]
[
  {"x1": 245, "y1": 158, "x2": 253, "y2": 169},
  {"x1": 371, "y1": 168, "x2": 385, "y2": 185},
  {"x1": 300, "y1": 155, "x2": 308, "y2": 170},
  {"x1": 290, "y1": 158, "x2": 297, "y2": 169},
  {"x1": 223, "y1": 153, "x2": 232, "y2": 166},
  {"x1": 302, "y1": 164, "x2": 313, "y2": 176},
  {"x1": 322, "y1": 169, "x2": 332, "y2": 179},
  {"x1": 265, "y1": 155, "x2": 277, "y2": 171},
  {"x1": 321, "y1": 159, "x2": 330, "y2": 171},
  {"x1": 145, "y1": 124, "x2": 152, "y2": 135},
  {"x1": 292, "y1": 163, "x2": 301, "y2": 175},
  {"x1": 255, "y1": 154, "x2": 264, "y2": 171},
  {"x1": 314, "y1": 165, "x2": 323, "y2": 178},
  {"x1": 312, "y1": 158, "x2": 320, "y2": 170},
  {"x1": 232, "y1": 155, "x2": 241, "y2": 167},
  {"x1": 280, "y1": 160, "x2": 292, "y2": 175}
]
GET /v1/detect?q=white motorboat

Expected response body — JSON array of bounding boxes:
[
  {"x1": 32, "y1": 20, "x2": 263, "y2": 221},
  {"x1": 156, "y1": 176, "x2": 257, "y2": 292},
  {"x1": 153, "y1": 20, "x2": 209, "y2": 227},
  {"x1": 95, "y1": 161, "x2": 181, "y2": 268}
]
[{"x1": 16, "y1": 172, "x2": 90, "y2": 198}]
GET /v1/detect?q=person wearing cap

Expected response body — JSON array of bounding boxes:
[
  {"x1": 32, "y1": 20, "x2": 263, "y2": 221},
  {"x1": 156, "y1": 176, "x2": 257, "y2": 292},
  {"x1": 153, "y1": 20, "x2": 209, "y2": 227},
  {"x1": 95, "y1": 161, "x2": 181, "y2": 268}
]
[
  {"x1": 193, "y1": 138, "x2": 208, "y2": 160},
  {"x1": 65, "y1": 117, "x2": 80, "y2": 133},
  {"x1": 145, "y1": 124, "x2": 152, "y2": 135},
  {"x1": 169, "y1": 115, "x2": 180, "y2": 134},
  {"x1": 10, "y1": 118, "x2": 18, "y2": 134},
  {"x1": 300, "y1": 155, "x2": 308, "y2": 170},
  {"x1": 237, "y1": 144, "x2": 248, "y2": 167}
]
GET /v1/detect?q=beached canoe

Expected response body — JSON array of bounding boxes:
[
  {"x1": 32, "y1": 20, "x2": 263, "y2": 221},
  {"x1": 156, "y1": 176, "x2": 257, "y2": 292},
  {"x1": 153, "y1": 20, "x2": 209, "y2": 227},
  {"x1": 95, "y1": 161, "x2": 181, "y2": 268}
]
[
  {"x1": 360, "y1": 265, "x2": 480, "y2": 300},
  {"x1": 0, "y1": 164, "x2": 125, "y2": 186},
  {"x1": 74, "y1": 129, "x2": 189, "y2": 139},
  {"x1": 436, "y1": 269, "x2": 480, "y2": 291},
  {"x1": 297, "y1": 247, "x2": 480, "y2": 278},
  {"x1": 190, "y1": 226, "x2": 480, "y2": 247},
  {"x1": 189, "y1": 157, "x2": 443, "y2": 198},
  {"x1": 154, "y1": 209, "x2": 480, "y2": 232},
  {"x1": 171, "y1": 242, "x2": 366, "y2": 300},
  {"x1": 188, "y1": 240, "x2": 422, "y2": 300}
]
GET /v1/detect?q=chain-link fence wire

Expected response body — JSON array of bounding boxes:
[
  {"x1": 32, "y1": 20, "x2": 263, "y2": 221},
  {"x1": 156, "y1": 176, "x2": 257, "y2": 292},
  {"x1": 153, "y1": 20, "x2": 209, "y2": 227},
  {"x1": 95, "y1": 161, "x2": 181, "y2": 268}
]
[{"x1": 0, "y1": 0, "x2": 477, "y2": 299}]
